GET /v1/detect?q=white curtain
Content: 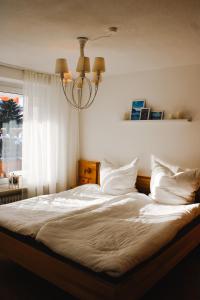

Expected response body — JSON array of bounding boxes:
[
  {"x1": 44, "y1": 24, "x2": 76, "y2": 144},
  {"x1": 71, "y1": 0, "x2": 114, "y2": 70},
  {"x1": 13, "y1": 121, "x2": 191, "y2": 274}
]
[{"x1": 22, "y1": 71, "x2": 79, "y2": 197}]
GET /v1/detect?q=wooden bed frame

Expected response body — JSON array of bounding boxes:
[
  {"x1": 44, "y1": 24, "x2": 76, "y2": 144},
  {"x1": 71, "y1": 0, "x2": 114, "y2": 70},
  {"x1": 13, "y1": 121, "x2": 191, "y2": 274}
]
[{"x1": 0, "y1": 159, "x2": 199, "y2": 300}]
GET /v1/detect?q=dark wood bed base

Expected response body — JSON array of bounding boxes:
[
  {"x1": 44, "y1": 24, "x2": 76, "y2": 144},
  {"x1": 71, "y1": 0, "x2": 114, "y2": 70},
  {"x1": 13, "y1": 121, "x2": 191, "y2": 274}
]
[
  {"x1": 0, "y1": 219, "x2": 199, "y2": 300},
  {"x1": 0, "y1": 159, "x2": 199, "y2": 300}
]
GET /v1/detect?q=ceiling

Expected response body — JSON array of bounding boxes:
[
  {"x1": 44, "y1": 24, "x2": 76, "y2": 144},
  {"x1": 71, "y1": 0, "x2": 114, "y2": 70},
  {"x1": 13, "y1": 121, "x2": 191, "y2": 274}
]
[{"x1": 0, "y1": 0, "x2": 200, "y2": 76}]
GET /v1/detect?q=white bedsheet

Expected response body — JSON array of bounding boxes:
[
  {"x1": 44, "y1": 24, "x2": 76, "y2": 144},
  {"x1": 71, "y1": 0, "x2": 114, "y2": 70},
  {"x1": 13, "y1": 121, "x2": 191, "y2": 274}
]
[
  {"x1": 0, "y1": 184, "x2": 119, "y2": 236},
  {"x1": 36, "y1": 193, "x2": 200, "y2": 277}
]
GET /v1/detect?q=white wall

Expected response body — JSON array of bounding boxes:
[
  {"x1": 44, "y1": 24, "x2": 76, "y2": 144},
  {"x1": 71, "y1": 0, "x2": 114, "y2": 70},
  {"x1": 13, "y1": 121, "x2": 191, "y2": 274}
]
[{"x1": 80, "y1": 64, "x2": 200, "y2": 175}]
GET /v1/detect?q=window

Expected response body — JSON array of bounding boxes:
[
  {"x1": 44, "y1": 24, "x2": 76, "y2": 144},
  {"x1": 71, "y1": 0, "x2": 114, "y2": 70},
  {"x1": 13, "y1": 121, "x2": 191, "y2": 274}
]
[{"x1": 0, "y1": 91, "x2": 23, "y2": 178}]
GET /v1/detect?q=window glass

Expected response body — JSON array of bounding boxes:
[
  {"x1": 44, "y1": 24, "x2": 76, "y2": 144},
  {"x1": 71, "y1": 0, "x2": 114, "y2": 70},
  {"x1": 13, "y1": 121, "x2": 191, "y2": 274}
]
[{"x1": 0, "y1": 92, "x2": 23, "y2": 178}]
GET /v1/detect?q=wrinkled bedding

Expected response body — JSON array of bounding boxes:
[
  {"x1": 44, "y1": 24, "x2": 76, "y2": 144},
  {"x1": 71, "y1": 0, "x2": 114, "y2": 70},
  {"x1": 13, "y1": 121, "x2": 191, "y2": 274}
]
[
  {"x1": 0, "y1": 184, "x2": 199, "y2": 277},
  {"x1": 0, "y1": 184, "x2": 117, "y2": 236},
  {"x1": 36, "y1": 191, "x2": 200, "y2": 277}
]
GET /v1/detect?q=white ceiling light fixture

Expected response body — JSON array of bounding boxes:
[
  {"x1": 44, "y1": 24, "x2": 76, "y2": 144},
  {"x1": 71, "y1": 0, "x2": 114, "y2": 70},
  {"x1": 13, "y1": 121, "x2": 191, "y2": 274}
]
[{"x1": 55, "y1": 27, "x2": 118, "y2": 110}]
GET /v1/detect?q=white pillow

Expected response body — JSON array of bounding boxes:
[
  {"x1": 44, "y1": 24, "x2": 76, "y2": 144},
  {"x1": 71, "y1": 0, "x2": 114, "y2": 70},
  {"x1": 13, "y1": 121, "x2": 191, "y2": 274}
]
[
  {"x1": 100, "y1": 158, "x2": 139, "y2": 195},
  {"x1": 150, "y1": 156, "x2": 200, "y2": 205}
]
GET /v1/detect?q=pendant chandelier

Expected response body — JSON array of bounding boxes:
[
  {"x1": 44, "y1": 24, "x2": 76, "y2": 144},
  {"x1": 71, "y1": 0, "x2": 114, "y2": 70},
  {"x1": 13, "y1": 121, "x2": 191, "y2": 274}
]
[{"x1": 55, "y1": 37, "x2": 105, "y2": 110}]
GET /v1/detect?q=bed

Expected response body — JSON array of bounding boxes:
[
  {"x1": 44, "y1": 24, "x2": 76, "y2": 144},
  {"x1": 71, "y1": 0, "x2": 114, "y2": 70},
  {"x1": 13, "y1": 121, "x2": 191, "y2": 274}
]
[{"x1": 0, "y1": 160, "x2": 199, "y2": 300}]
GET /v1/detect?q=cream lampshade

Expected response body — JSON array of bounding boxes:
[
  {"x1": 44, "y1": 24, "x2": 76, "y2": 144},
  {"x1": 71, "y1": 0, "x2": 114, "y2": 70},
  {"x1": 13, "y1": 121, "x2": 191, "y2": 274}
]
[
  {"x1": 92, "y1": 57, "x2": 105, "y2": 73},
  {"x1": 76, "y1": 57, "x2": 90, "y2": 73},
  {"x1": 55, "y1": 58, "x2": 69, "y2": 74}
]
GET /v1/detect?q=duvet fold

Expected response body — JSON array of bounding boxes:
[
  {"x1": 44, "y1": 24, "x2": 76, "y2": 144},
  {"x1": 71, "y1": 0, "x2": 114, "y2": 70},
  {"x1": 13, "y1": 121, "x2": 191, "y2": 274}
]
[{"x1": 0, "y1": 184, "x2": 116, "y2": 236}]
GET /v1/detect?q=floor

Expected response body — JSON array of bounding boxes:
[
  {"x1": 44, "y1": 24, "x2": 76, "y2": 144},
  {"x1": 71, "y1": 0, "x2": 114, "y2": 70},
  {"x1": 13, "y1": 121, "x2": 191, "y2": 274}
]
[{"x1": 0, "y1": 247, "x2": 200, "y2": 300}]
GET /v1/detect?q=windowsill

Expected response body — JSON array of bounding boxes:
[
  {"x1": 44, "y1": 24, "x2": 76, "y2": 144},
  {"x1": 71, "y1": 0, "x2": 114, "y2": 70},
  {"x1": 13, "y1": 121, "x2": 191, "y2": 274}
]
[
  {"x1": 0, "y1": 178, "x2": 9, "y2": 184},
  {"x1": 0, "y1": 184, "x2": 24, "y2": 191}
]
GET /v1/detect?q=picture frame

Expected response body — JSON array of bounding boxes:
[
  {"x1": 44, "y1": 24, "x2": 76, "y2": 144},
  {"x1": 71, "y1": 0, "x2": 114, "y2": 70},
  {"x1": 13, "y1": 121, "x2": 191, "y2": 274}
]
[
  {"x1": 140, "y1": 108, "x2": 150, "y2": 120},
  {"x1": 131, "y1": 111, "x2": 140, "y2": 120},
  {"x1": 131, "y1": 100, "x2": 146, "y2": 121},
  {"x1": 150, "y1": 111, "x2": 164, "y2": 120},
  {"x1": 132, "y1": 100, "x2": 145, "y2": 110}
]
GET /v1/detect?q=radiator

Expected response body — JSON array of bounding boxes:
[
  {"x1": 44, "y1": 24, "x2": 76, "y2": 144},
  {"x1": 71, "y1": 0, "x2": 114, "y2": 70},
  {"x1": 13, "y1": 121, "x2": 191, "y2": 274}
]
[{"x1": 0, "y1": 189, "x2": 27, "y2": 205}]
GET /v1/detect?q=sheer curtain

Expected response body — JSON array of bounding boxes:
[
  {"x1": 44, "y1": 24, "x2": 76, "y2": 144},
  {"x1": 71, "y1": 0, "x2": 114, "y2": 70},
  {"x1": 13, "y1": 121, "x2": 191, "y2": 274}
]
[{"x1": 22, "y1": 71, "x2": 79, "y2": 197}]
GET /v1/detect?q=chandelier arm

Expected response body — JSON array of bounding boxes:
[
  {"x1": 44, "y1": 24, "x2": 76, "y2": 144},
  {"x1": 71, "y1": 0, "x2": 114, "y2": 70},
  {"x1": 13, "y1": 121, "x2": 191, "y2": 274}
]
[
  {"x1": 80, "y1": 76, "x2": 99, "y2": 109},
  {"x1": 61, "y1": 75, "x2": 100, "y2": 110},
  {"x1": 78, "y1": 77, "x2": 93, "y2": 109},
  {"x1": 83, "y1": 84, "x2": 99, "y2": 109},
  {"x1": 78, "y1": 89, "x2": 81, "y2": 108},
  {"x1": 71, "y1": 79, "x2": 80, "y2": 108},
  {"x1": 71, "y1": 78, "x2": 83, "y2": 109},
  {"x1": 71, "y1": 78, "x2": 85, "y2": 109},
  {"x1": 78, "y1": 78, "x2": 84, "y2": 108},
  {"x1": 61, "y1": 79, "x2": 79, "y2": 108},
  {"x1": 71, "y1": 77, "x2": 92, "y2": 109}
]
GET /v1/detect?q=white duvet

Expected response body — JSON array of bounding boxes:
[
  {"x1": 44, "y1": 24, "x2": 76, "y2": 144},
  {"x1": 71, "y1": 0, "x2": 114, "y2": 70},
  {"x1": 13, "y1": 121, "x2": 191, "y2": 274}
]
[
  {"x1": 36, "y1": 188, "x2": 200, "y2": 277},
  {"x1": 0, "y1": 184, "x2": 117, "y2": 236},
  {"x1": 0, "y1": 184, "x2": 199, "y2": 277}
]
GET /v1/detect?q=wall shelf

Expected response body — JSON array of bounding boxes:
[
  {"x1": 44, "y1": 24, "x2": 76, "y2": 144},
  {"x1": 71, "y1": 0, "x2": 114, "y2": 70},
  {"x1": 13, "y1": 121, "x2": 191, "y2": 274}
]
[{"x1": 123, "y1": 119, "x2": 192, "y2": 122}]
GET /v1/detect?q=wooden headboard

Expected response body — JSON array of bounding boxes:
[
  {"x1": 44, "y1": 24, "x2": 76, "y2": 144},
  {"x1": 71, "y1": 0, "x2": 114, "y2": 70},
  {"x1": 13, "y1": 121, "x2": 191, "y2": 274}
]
[
  {"x1": 78, "y1": 160, "x2": 200, "y2": 201},
  {"x1": 78, "y1": 160, "x2": 100, "y2": 186},
  {"x1": 78, "y1": 159, "x2": 150, "y2": 194}
]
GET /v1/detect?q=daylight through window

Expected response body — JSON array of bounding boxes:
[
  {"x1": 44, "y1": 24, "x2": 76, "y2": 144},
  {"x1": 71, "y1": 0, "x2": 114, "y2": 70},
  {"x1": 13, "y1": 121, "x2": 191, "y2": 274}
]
[{"x1": 0, "y1": 92, "x2": 23, "y2": 178}]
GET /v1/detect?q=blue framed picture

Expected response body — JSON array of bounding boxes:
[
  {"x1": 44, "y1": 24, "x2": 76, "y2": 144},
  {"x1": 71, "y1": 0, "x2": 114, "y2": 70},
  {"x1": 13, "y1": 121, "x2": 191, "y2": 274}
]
[
  {"x1": 131, "y1": 111, "x2": 140, "y2": 120},
  {"x1": 150, "y1": 111, "x2": 164, "y2": 120},
  {"x1": 132, "y1": 100, "x2": 145, "y2": 110},
  {"x1": 131, "y1": 100, "x2": 145, "y2": 120}
]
